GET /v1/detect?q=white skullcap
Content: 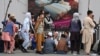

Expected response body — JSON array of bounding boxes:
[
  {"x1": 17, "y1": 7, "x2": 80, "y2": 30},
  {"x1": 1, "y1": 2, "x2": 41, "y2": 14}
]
[
  {"x1": 73, "y1": 12, "x2": 79, "y2": 17},
  {"x1": 48, "y1": 32, "x2": 52, "y2": 36}
]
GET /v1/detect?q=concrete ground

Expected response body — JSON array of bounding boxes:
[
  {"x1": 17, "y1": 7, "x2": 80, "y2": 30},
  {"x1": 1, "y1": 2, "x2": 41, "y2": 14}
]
[{"x1": 0, "y1": 50, "x2": 99, "y2": 56}]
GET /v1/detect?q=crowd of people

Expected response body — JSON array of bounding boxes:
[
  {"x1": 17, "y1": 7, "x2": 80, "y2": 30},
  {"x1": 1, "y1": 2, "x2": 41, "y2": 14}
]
[{"x1": 0, "y1": 9, "x2": 99, "y2": 55}]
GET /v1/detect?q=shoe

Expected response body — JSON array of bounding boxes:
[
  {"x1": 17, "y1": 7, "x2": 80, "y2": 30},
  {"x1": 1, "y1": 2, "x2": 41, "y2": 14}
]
[
  {"x1": 39, "y1": 51, "x2": 43, "y2": 54},
  {"x1": 36, "y1": 51, "x2": 43, "y2": 54},
  {"x1": 7, "y1": 51, "x2": 12, "y2": 54},
  {"x1": 86, "y1": 53, "x2": 90, "y2": 55},
  {"x1": 73, "y1": 53, "x2": 77, "y2": 55},
  {"x1": 36, "y1": 51, "x2": 39, "y2": 53},
  {"x1": 98, "y1": 52, "x2": 100, "y2": 55},
  {"x1": 71, "y1": 51, "x2": 73, "y2": 54},
  {"x1": 13, "y1": 48, "x2": 16, "y2": 51},
  {"x1": 77, "y1": 52, "x2": 80, "y2": 54},
  {"x1": 20, "y1": 45, "x2": 24, "y2": 52},
  {"x1": 23, "y1": 49, "x2": 29, "y2": 53},
  {"x1": 11, "y1": 52, "x2": 15, "y2": 54},
  {"x1": 72, "y1": 51, "x2": 78, "y2": 55}
]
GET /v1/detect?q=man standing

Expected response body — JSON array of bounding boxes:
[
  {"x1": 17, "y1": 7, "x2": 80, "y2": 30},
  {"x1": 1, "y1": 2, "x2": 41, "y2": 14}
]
[
  {"x1": 82, "y1": 10, "x2": 95, "y2": 55},
  {"x1": 44, "y1": 12, "x2": 53, "y2": 31},
  {"x1": 20, "y1": 12, "x2": 31, "y2": 53}
]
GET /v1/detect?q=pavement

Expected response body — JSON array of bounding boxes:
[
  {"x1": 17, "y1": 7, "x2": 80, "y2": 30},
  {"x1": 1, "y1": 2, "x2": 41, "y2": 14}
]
[{"x1": 0, "y1": 50, "x2": 99, "y2": 56}]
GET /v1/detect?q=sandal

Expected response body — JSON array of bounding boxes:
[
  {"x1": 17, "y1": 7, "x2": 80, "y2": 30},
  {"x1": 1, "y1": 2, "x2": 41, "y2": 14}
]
[{"x1": 7, "y1": 51, "x2": 12, "y2": 54}]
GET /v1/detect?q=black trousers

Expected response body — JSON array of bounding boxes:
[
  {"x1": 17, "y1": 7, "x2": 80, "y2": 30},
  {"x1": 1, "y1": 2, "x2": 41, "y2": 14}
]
[
  {"x1": 70, "y1": 40, "x2": 81, "y2": 53},
  {"x1": 0, "y1": 40, "x2": 4, "y2": 52},
  {"x1": 91, "y1": 33, "x2": 96, "y2": 51},
  {"x1": 97, "y1": 41, "x2": 100, "y2": 54},
  {"x1": 0, "y1": 32, "x2": 4, "y2": 52},
  {"x1": 70, "y1": 32, "x2": 81, "y2": 53}
]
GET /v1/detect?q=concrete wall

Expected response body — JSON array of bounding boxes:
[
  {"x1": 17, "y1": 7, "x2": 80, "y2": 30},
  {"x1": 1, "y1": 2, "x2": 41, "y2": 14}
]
[{"x1": 0, "y1": 0, "x2": 28, "y2": 28}]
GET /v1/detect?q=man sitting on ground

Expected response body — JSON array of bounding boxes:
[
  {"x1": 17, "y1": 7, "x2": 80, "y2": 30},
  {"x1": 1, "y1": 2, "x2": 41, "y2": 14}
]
[{"x1": 43, "y1": 32, "x2": 55, "y2": 54}]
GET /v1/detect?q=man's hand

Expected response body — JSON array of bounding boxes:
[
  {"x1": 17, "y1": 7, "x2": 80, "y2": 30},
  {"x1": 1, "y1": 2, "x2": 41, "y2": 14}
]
[{"x1": 80, "y1": 29, "x2": 83, "y2": 34}]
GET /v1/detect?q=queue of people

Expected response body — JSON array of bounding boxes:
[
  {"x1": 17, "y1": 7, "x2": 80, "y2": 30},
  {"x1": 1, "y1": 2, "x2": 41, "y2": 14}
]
[{"x1": 0, "y1": 9, "x2": 99, "y2": 55}]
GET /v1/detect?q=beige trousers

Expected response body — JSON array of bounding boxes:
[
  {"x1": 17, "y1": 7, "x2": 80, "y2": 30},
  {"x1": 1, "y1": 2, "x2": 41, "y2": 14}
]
[{"x1": 84, "y1": 37, "x2": 93, "y2": 54}]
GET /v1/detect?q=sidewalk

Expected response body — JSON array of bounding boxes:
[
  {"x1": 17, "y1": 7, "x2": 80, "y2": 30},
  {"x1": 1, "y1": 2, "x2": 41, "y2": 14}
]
[{"x1": 0, "y1": 50, "x2": 98, "y2": 56}]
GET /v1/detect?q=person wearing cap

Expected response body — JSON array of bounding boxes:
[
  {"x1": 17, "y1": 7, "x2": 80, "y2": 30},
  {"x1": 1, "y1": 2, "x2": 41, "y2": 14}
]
[
  {"x1": 43, "y1": 32, "x2": 55, "y2": 54},
  {"x1": 69, "y1": 12, "x2": 82, "y2": 54}
]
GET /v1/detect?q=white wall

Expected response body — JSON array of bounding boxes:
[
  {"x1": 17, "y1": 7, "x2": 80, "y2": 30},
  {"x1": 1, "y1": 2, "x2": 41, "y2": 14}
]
[
  {"x1": 79, "y1": 0, "x2": 100, "y2": 24},
  {"x1": 89, "y1": 0, "x2": 100, "y2": 23},
  {"x1": 0, "y1": 0, "x2": 28, "y2": 28}
]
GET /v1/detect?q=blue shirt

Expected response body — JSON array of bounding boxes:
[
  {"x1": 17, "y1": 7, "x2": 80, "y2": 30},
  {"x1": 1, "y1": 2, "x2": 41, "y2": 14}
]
[
  {"x1": 70, "y1": 20, "x2": 81, "y2": 32},
  {"x1": 43, "y1": 38, "x2": 55, "y2": 53},
  {"x1": 3, "y1": 22, "x2": 14, "y2": 36},
  {"x1": 2, "y1": 20, "x2": 22, "y2": 26}
]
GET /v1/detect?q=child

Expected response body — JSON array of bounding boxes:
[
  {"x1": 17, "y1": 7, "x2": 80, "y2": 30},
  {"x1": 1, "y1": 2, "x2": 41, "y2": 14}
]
[{"x1": 29, "y1": 30, "x2": 36, "y2": 50}]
